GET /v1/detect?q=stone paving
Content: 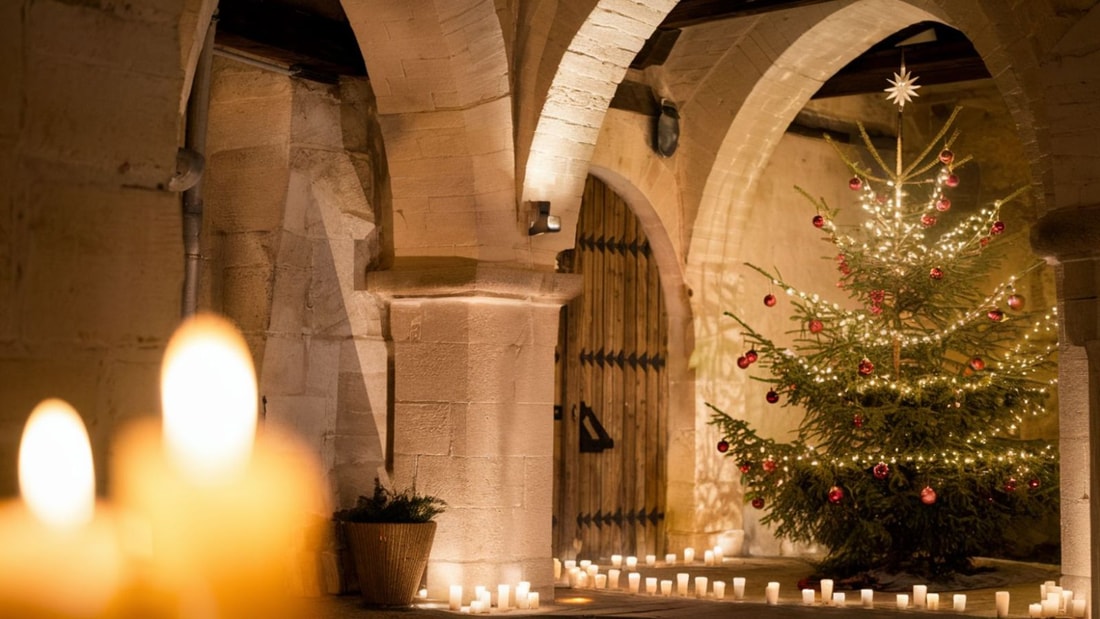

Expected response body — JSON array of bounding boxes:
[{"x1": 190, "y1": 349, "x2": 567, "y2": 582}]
[{"x1": 313, "y1": 557, "x2": 1063, "y2": 619}]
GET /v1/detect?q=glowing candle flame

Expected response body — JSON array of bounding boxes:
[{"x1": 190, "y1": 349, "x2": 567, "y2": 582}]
[
  {"x1": 161, "y1": 313, "x2": 257, "y2": 484},
  {"x1": 18, "y1": 398, "x2": 95, "y2": 529}
]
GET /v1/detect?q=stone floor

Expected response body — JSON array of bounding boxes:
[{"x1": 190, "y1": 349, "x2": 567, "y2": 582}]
[{"x1": 311, "y1": 557, "x2": 1064, "y2": 619}]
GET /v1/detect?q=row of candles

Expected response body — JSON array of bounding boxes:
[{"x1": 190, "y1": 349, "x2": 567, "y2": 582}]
[
  {"x1": 0, "y1": 314, "x2": 324, "y2": 617},
  {"x1": 447, "y1": 583, "x2": 539, "y2": 613},
  {"x1": 538, "y1": 551, "x2": 1088, "y2": 618}
]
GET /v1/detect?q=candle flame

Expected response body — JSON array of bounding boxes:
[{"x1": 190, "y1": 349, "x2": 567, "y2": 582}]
[
  {"x1": 161, "y1": 313, "x2": 257, "y2": 484},
  {"x1": 18, "y1": 399, "x2": 95, "y2": 528}
]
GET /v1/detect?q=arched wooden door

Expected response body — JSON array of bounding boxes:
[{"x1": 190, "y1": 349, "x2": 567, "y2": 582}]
[{"x1": 554, "y1": 176, "x2": 668, "y2": 560}]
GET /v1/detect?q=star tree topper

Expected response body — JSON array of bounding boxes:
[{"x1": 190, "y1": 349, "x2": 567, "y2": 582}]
[{"x1": 885, "y1": 66, "x2": 921, "y2": 108}]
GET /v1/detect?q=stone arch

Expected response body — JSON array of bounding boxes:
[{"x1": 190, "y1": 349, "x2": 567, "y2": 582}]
[
  {"x1": 342, "y1": 0, "x2": 517, "y2": 261},
  {"x1": 521, "y1": 0, "x2": 679, "y2": 266}
]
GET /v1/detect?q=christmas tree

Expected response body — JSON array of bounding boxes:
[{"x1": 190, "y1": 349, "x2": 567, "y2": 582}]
[{"x1": 709, "y1": 65, "x2": 1059, "y2": 579}]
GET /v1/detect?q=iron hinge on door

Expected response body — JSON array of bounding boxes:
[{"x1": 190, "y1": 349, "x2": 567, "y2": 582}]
[{"x1": 579, "y1": 401, "x2": 614, "y2": 453}]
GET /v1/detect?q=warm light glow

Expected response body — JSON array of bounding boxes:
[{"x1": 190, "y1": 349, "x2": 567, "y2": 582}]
[
  {"x1": 18, "y1": 399, "x2": 95, "y2": 529},
  {"x1": 161, "y1": 313, "x2": 258, "y2": 484}
]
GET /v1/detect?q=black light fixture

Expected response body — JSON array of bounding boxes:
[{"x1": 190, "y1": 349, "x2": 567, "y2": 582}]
[
  {"x1": 655, "y1": 99, "x2": 679, "y2": 157},
  {"x1": 528, "y1": 201, "x2": 561, "y2": 236}
]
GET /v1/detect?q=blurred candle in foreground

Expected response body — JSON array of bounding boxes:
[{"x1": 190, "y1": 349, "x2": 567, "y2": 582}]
[
  {"x1": 802, "y1": 589, "x2": 814, "y2": 605},
  {"x1": 113, "y1": 313, "x2": 324, "y2": 618},
  {"x1": 695, "y1": 576, "x2": 708, "y2": 599},
  {"x1": 765, "y1": 581, "x2": 780, "y2": 605},
  {"x1": 713, "y1": 580, "x2": 726, "y2": 599},
  {"x1": 626, "y1": 572, "x2": 640, "y2": 593},
  {"x1": 820, "y1": 579, "x2": 833, "y2": 605},
  {"x1": 625, "y1": 556, "x2": 638, "y2": 570},
  {"x1": 953, "y1": 593, "x2": 966, "y2": 612},
  {"x1": 861, "y1": 589, "x2": 874, "y2": 608},
  {"x1": 896, "y1": 594, "x2": 909, "y2": 609},
  {"x1": 643, "y1": 576, "x2": 655, "y2": 595},
  {"x1": 676, "y1": 573, "x2": 689, "y2": 596},
  {"x1": 996, "y1": 591, "x2": 1010, "y2": 618},
  {"x1": 449, "y1": 585, "x2": 463, "y2": 610},
  {"x1": 0, "y1": 400, "x2": 124, "y2": 618},
  {"x1": 733, "y1": 577, "x2": 746, "y2": 600},
  {"x1": 926, "y1": 592, "x2": 939, "y2": 610}
]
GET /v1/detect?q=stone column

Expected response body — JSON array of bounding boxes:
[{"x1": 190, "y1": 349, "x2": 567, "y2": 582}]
[
  {"x1": 368, "y1": 260, "x2": 581, "y2": 602},
  {"x1": 1032, "y1": 206, "x2": 1100, "y2": 617}
]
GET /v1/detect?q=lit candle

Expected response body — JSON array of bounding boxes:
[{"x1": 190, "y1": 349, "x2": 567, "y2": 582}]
[
  {"x1": 913, "y1": 584, "x2": 927, "y2": 608},
  {"x1": 713, "y1": 545, "x2": 724, "y2": 564},
  {"x1": 665, "y1": 553, "x2": 677, "y2": 566},
  {"x1": 112, "y1": 314, "x2": 324, "y2": 618},
  {"x1": 683, "y1": 547, "x2": 695, "y2": 564},
  {"x1": 765, "y1": 581, "x2": 780, "y2": 605},
  {"x1": 579, "y1": 559, "x2": 592, "y2": 570},
  {"x1": 516, "y1": 582, "x2": 530, "y2": 609},
  {"x1": 450, "y1": 585, "x2": 463, "y2": 610},
  {"x1": 660, "y1": 580, "x2": 673, "y2": 596},
  {"x1": 1029, "y1": 602, "x2": 1042, "y2": 618},
  {"x1": 475, "y1": 585, "x2": 486, "y2": 599},
  {"x1": 1063, "y1": 590, "x2": 1074, "y2": 612},
  {"x1": 953, "y1": 593, "x2": 966, "y2": 612},
  {"x1": 470, "y1": 600, "x2": 484, "y2": 614},
  {"x1": 625, "y1": 556, "x2": 638, "y2": 570},
  {"x1": 608, "y1": 568, "x2": 620, "y2": 589},
  {"x1": 926, "y1": 592, "x2": 939, "y2": 610},
  {"x1": 861, "y1": 589, "x2": 874, "y2": 608},
  {"x1": 1042, "y1": 598, "x2": 1058, "y2": 617},
  {"x1": 802, "y1": 588, "x2": 815, "y2": 605},
  {"x1": 704, "y1": 550, "x2": 715, "y2": 566},
  {"x1": 832, "y1": 592, "x2": 845, "y2": 607},
  {"x1": 996, "y1": 591, "x2": 1010, "y2": 617},
  {"x1": 626, "y1": 572, "x2": 640, "y2": 593},
  {"x1": 595, "y1": 574, "x2": 607, "y2": 589},
  {"x1": 528, "y1": 592, "x2": 539, "y2": 609},
  {"x1": 676, "y1": 573, "x2": 689, "y2": 596},
  {"x1": 695, "y1": 576, "x2": 708, "y2": 598},
  {"x1": 565, "y1": 560, "x2": 577, "y2": 571},
  {"x1": 554, "y1": 558, "x2": 562, "y2": 580},
  {"x1": 733, "y1": 577, "x2": 746, "y2": 600},
  {"x1": 897, "y1": 593, "x2": 909, "y2": 610},
  {"x1": 576, "y1": 572, "x2": 588, "y2": 588},
  {"x1": 643, "y1": 576, "x2": 656, "y2": 595},
  {"x1": 645, "y1": 554, "x2": 657, "y2": 566},
  {"x1": 586, "y1": 564, "x2": 599, "y2": 577},
  {"x1": 0, "y1": 400, "x2": 124, "y2": 618},
  {"x1": 568, "y1": 566, "x2": 580, "y2": 586},
  {"x1": 479, "y1": 589, "x2": 491, "y2": 607},
  {"x1": 611, "y1": 554, "x2": 623, "y2": 567},
  {"x1": 821, "y1": 579, "x2": 833, "y2": 605},
  {"x1": 1071, "y1": 598, "x2": 1086, "y2": 618},
  {"x1": 498, "y1": 584, "x2": 511, "y2": 608},
  {"x1": 713, "y1": 581, "x2": 726, "y2": 599}
]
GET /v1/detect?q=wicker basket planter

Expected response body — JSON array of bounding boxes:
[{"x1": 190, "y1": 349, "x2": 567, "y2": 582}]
[{"x1": 344, "y1": 521, "x2": 437, "y2": 607}]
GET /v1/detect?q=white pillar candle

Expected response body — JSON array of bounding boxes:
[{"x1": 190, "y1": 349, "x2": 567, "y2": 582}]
[
  {"x1": 1071, "y1": 598, "x2": 1087, "y2": 618},
  {"x1": 627, "y1": 572, "x2": 640, "y2": 593},
  {"x1": 449, "y1": 585, "x2": 463, "y2": 611},
  {"x1": 645, "y1": 554, "x2": 657, "y2": 566},
  {"x1": 644, "y1": 576, "x2": 657, "y2": 595},
  {"x1": 1029, "y1": 602, "x2": 1042, "y2": 618},
  {"x1": 625, "y1": 556, "x2": 638, "y2": 570},
  {"x1": 608, "y1": 568, "x2": 620, "y2": 590},
  {"x1": 516, "y1": 582, "x2": 530, "y2": 609},
  {"x1": 802, "y1": 588, "x2": 815, "y2": 605},
  {"x1": 660, "y1": 579, "x2": 673, "y2": 596},
  {"x1": 475, "y1": 585, "x2": 486, "y2": 599},
  {"x1": 821, "y1": 579, "x2": 833, "y2": 604},
  {"x1": 713, "y1": 581, "x2": 726, "y2": 600},
  {"x1": 1042, "y1": 599, "x2": 1058, "y2": 617},
  {"x1": 704, "y1": 550, "x2": 715, "y2": 566},
  {"x1": 832, "y1": 592, "x2": 845, "y2": 607},
  {"x1": 579, "y1": 559, "x2": 591, "y2": 569},
  {"x1": 576, "y1": 572, "x2": 588, "y2": 589},
  {"x1": 611, "y1": 554, "x2": 623, "y2": 567},
  {"x1": 713, "y1": 545, "x2": 724, "y2": 563},
  {"x1": 586, "y1": 564, "x2": 599, "y2": 577},
  {"x1": 665, "y1": 553, "x2": 677, "y2": 566},
  {"x1": 1041, "y1": 581, "x2": 1055, "y2": 598},
  {"x1": 683, "y1": 547, "x2": 695, "y2": 564},
  {"x1": 996, "y1": 591, "x2": 1010, "y2": 618},
  {"x1": 479, "y1": 589, "x2": 491, "y2": 607},
  {"x1": 676, "y1": 572, "x2": 690, "y2": 596},
  {"x1": 695, "y1": 576, "x2": 708, "y2": 599},
  {"x1": 861, "y1": 589, "x2": 874, "y2": 608},
  {"x1": 564, "y1": 560, "x2": 576, "y2": 571},
  {"x1": 896, "y1": 593, "x2": 909, "y2": 610},
  {"x1": 498, "y1": 584, "x2": 511, "y2": 609},
  {"x1": 1063, "y1": 590, "x2": 1074, "y2": 612},
  {"x1": 554, "y1": 558, "x2": 562, "y2": 580},
  {"x1": 733, "y1": 577, "x2": 746, "y2": 600},
  {"x1": 470, "y1": 600, "x2": 484, "y2": 614},
  {"x1": 595, "y1": 574, "x2": 607, "y2": 589},
  {"x1": 765, "y1": 581, "x2": 780, "y2": 605},
  {"x1": 926, "y1": 592, "x2": 939, "y2": 610},
  {"x1": 953, "y1": 593, "x2": 966, "y2": 612},
  {"x1": 528, "y1": 592, "x2": 539, "y2": 609},
  {"x1": 568, "y1": 567, "x2": 580, "y2": 586},
  {"x1": 913, "y1": 584, "x2": 927, "y2": 608}
]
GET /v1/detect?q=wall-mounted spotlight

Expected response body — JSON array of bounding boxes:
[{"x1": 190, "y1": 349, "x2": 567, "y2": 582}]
[{"x1": 528, "y1": 201, "x2": 561, "y2": 236}]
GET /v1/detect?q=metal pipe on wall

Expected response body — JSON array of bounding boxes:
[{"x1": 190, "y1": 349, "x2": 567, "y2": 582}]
[{"x1": 181, "y1": 18, "x2": 217, "y2": 318}]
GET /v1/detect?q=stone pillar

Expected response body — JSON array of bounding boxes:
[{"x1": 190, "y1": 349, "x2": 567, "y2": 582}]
[
  {"x1": 368, "y1": 260, "x2": 581, "y2": 602},
  {"x1": 1032, "y1": 206, "x2": 1100, "y2": 617}
]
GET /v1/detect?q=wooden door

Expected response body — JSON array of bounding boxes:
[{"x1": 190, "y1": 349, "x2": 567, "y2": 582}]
[{"x1": 553, "y1": 176, "x2": 667, "y2": 560}]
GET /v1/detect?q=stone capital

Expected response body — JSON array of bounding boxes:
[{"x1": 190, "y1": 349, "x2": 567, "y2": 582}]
[{"x1": 366, "y1": 258, "x2": 582, "y2": 305}]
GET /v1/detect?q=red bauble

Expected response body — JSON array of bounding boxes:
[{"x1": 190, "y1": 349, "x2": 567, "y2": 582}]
[
  {"x1": 812, "y1": 214, "x2": 825, "y2": 228},
  {"x1": 980, "y1": 236, "x2": 991, "y2": 247},
  {"x1": 1007, "y1": 294, "x2": 1026, "y2": 310},
  {"x1": 809, "y1": 319, "x2": 824, "y2": 334},
  {"x1": 945, "y1": 173, "x2": 960, "y2": 187},
  {"x1": 1004, "y1": 477, "x2": 1018, "y2": 493},
  {"x1": 739, "y1": 462, "x2": 752, "y2": 474},
  {"x1": 716, "y1": 440, "x2": 730, "y2": 453},
  {"x1": 873, "y1": 462, "x2": 889, "y2": 480},
  {"x1": 858, "y1": 358, "x2": 874, "y2": 376},
  {"x1": 827, "y1": 486, "x2": 844, "y2": 504},
  {"x1": 764, "y1": 293, "x2": 777, "y2": 307},
  {"x1": 766, "y1": 389, "x2": 780, "y2": 404},
  {"x1": 1028, "y1": 478, "x2": 1041, "y2": 489},
  {"x1": 939, "y1": 149, "x2": 954, "y2": 164},
  {"x1": 763, "y1": 459, "x2": 777, "y2": 473},
  {"x1": 991, "y1": 220, "x2": 1006, "y2": 235},
  {"x1": 853, "y1": 414, "x2": 864, "y2": 428},
  {"x1": 930, "y1": 267, "x2": 944, "y2": 280},
  {"x1": 745, "y1": 349, "x2": 759, "y2": 363},
  {"x1": 936, "y1": 197, "x2": 952, "y2": 212},
  {"x1": 751, "y1": 497, "x2": 765, "y2": 509},
  {"x1": 969, "y1": 356, "x2": 986, "y2": 371},
  {"x1": 920, "y1": 486, "x2": 937, "y2": 505},
  {"x1": 921, "y1": 214, "x2": 937, "y2": 227},
  {"x1": 988, "y1": 309, "x2": 1004, "y2": 322},
  {"x1": 848, "y1": 177, "x2": 863, "y2": 190},
  {"x1": 737, "y1": 356, "x2": 751, "y2": 369}
]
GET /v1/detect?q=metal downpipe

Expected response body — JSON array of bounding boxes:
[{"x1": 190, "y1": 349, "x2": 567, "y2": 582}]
[{"x1": 181, "y1": 19, "x2": 216, "y2": 318}]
